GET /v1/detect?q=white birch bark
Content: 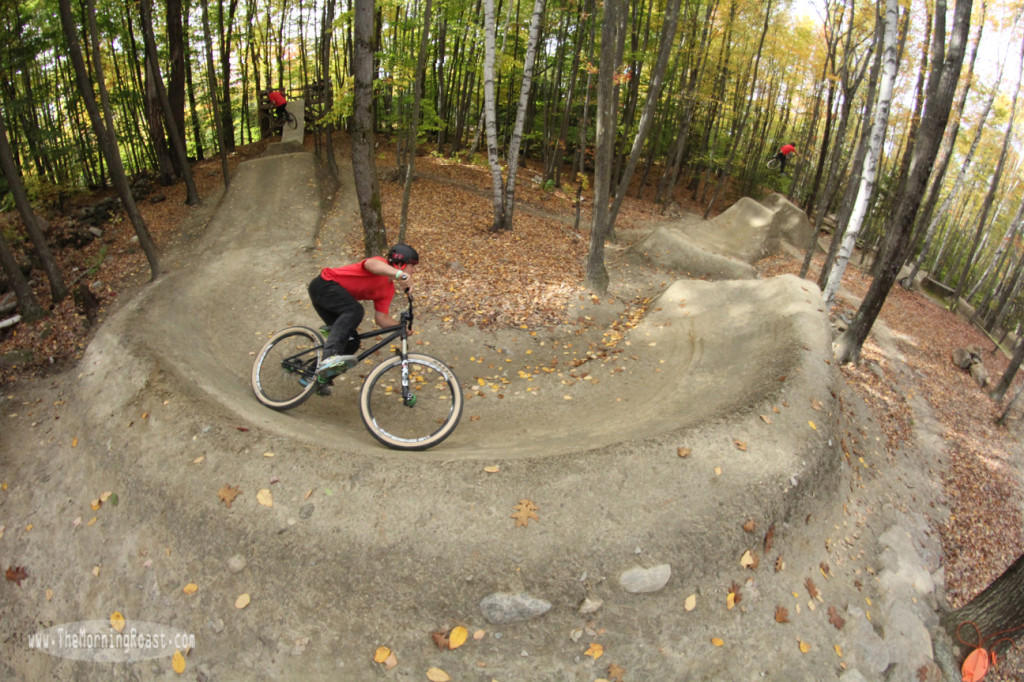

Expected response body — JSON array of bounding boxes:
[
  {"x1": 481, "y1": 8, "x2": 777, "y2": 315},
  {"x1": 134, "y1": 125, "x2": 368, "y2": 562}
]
[
  {"x1": 482, "y1": 0, "x2": 505, "y2": 230},
  {"x1": 822, "y1": 0, "x2": 899, "y2": 310},
  {"x1": 500, "y1": 0, "x2": 546, "y2": 229}
]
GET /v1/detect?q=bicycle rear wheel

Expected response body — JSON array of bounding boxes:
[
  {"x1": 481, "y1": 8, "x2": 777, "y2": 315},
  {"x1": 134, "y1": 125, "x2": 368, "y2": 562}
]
[
  {"x1": 359, "y1": 353, "x2": 463, "y2": 450},
  {"x1": 286, "y1": 111, "x2": 297, "y2": 129},
  {"x1": 251, "y1": 326, "x2": 323, "y2": 410},
  {"x1": 766, "y1": 157, "x2": 781, "y2": 170}
]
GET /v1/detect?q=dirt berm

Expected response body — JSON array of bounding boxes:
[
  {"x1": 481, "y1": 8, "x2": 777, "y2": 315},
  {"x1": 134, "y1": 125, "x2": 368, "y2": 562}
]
[{"x1": 0, "y1": 146, "x2": 916, "y2": 681}]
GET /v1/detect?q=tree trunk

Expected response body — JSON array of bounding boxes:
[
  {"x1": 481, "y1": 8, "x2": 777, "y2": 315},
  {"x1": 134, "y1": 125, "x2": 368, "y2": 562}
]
[
  {"x1": 58, "y1": 0, "x2": 160, "y2": 280},
  {"x1": 822, "y1": 0, "x2": 899, "y2": 309},
  {"x1": 0, "y1": 224, "x2": 41, "y2": 322},
  {"x1": 399, "y1": 0, "x2": 432, "y2": 242},
  {"x1": 139, "y1": 0, "x2": 199, "y2": 205},
  {"x1": 0, "y1": 111, "x2": 67, "y2": 304},
  {"x1": 942, "y1": 551, "x2": 1024, "y2": 663},
  {"x1": 352, "y1": 0, "x2": 388, "y2": 256},
  {"x1": 201, "y1": 0, "x2": 230, "y2": 189},
  {"x1": 585, "y1": 0, "x2": 621, "y2": 294},
  {"x1": 482, "y1": 0, "x2": 505, "y2": 232},
  {"x1": 498, "y1": 0, "x2": 546, "y2": 231},
  {"x1": 835, "y1": 0, "x2": 973, "y2": 365},
  {"x1": 166, "y1": 0, "x2": 187, "y2": 174}
]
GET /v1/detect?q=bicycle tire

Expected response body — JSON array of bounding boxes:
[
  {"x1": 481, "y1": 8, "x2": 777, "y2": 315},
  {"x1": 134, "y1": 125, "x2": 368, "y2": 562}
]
[
  {"x1": 286, "y1": 111, "x2": 297, "y2": 130},
  {"x1": 359, "y1": 353, "x2": 463, "y2": 450},
  {"x1": 251, "y1": 326, "x2": 323, "y2": 411},
  {"x1": 766, "y1": 157, "x2": 781, "y2": 170}
]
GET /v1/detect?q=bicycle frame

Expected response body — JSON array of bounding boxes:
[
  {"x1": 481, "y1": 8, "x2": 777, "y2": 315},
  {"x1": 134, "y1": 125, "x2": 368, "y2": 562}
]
[{"x1": 330, "y1": 291, "x2": 416, "y2": 403}]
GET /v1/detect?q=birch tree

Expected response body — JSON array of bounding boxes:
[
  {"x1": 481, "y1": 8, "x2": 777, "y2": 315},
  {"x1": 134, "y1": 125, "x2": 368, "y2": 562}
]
[{"x1": 822, "y1": 0, "x2": 900, "y2": 310}]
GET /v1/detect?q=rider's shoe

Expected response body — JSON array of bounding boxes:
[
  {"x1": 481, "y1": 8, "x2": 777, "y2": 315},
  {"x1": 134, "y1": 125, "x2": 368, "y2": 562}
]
[{"x1": 316, "y1": 354, "x2": 357, "y2": 378}]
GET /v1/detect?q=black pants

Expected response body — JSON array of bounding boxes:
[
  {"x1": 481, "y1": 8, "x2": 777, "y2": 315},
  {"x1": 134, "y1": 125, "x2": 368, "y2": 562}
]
[
  {"x1": 308, "y1": 276, "x2": 362, "y2": 357},
  {"x1": 777, "y1": 152, "x2": 789, "y2": 172}
]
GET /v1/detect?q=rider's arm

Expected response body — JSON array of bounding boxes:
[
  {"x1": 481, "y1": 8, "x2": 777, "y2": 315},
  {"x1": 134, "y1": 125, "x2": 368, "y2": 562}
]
[{"x1": 364, "y1": 257, "x2": 411, "y2": 285}]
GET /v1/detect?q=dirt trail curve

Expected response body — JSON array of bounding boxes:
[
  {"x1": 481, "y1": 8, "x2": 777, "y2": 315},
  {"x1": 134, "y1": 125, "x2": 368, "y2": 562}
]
[{"x1": 0, "y1": 145, "x2": 930, "y2": 680}]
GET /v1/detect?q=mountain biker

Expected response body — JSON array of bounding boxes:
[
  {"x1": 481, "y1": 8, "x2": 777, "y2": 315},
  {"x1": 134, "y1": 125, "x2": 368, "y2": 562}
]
[
  {"x1": 309, "y1": 244, "x2": 419, "y2": 378},
  {"x1": 776, "y1": 142, "x2": 797, "y2": 173},
  {"x1": 268, "y1": 89, "x2": 288, "y2": 124}
]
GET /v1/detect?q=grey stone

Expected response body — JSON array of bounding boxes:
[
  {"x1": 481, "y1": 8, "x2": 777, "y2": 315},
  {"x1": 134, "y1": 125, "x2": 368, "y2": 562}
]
[
  {"x1": 884, "y1": 601, "x2": 933, "y2": 670},
  {"x1": 479, "y1": 592, "x2": 551, "y2": 624},
  {"x1": 619, "y1": 563, "x2": 671, "y2": 593},
  {"x1": 299, "y1": 504, "x2": 314, "y2": 519},
  {"x1": 838, "y1": 670, "x2": 868, "y2": 682},
  {"x1": 878, "y1": 525, "x2": 935, "y2": 596},
  {"x1": 227, "y1": 554, "x2": 247, "y2": 573},
  {"x1": 842, "y1": 607, "x2": 890, "y2": 676}
]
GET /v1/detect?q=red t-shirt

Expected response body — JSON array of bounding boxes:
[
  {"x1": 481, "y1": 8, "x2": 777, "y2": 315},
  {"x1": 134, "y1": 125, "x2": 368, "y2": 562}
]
[
  {"x1": 320, "y1": 257, "x2": 395, "y2": 314},
  {"x1": 780, "y1": 144, "x2": 796, "y2": 156},
  {"x1": 268, "y1": 90, "x2": 286, "y2": 107}
]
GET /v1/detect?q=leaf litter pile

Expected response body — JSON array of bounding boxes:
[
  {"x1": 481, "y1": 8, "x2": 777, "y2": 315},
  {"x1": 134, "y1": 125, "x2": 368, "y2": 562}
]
[{"x1": 3, "y1": 136, "x2": 1024, "y2": 676}]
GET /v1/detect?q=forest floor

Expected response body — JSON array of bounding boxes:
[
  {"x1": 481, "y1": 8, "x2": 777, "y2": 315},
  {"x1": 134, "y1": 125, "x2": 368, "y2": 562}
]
[{"x1": 1, "y1": 133, "x2": 1023, "y2": 679}]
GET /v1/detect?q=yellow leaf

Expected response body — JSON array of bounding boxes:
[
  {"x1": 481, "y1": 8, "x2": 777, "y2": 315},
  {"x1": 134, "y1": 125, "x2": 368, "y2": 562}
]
[
  {"x1": 473, "y1": 629, "x2": 486, "y2": 640},
  {"x1": 235, "y1": 593, "x2": 250, "y2": 609},
  {"x1": 91, "y1": 499, "x2": 101, "y2": 510},
  {"x1": 373, "y1": 646, "x2": 391, "y2": 663},
  {"x1": 483, "y1": 466, "x2": 500, "y2": 473},
  {"x1": 740, "y1": 550, "x2": 754, "y2": 568},
  {"x1": 263, "y1": 452, "x2": 274, "y2": 458},
  {"x1": 714, "y1": 467, "x2": 722, "y2": 476},
  {"x1": 584, "y1": 643, "x2": 604, "y2": 659},
  {"x1": 808, "y1": 421, "x2": 817, "y2": 430},
  {"x1": 100, "y1": 491, "x2": 113, "y2": 502},
  {"x1": 87, "y1": 517, "x2": 97, "y2": 526},
  {"x1": 476, "y1": 378, "x2": 486, "y2": 386},
  {"x1": 684, "y1": 594, "x2": 697, "y2": 611},
  {"x1": 72, "y1": 438, "x2": 78, "y2": 447},
  {"x1": 193, "y1": 456, "x2": 204, "y2": 464},
  {"x1": 726, "y1": 592, "x2": 736, "y2": 609},
  {"x1": 834, "y1": 644, "x2": 843, "y2": 657},
  {"x1": 448, "y1": 626, "x2": 468, "y2": 649},
  {"x1": 257, "y1": 489, "x2": 273, "y2": 507},
  {"x1": 45, "y1": 589, "x2": 53, "y2": 601},
  {"x1": 91, "y1": 566, "x2": 100, "y2": 576},
  {"x1": 711, "y1": 637, "x2": 724, "y2": 647},
  {"x1": 183, "y1": 583, "x2": 198, "y2": 595},
  {"x1": 798, "y1": 640, "x2": 811, "y2": 653},
  {"x1": 426, "y1": 668, "x2": 451, "y2": 682},
  {"x1": 110, "y1": 612, "x2": 126, "y2": 633},
  {"x1": 172, "y1": 649, "x2": 186, "y2": 674}
]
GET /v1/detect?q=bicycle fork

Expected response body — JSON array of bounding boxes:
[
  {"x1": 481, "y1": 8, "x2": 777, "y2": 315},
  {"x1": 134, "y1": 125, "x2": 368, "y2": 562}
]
[{"x1": 399, "y1": 337, "x2": 417, "y2": 407}]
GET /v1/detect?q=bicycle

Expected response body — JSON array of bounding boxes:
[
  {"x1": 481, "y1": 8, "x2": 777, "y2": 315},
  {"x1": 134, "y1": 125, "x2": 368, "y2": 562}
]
[
  {"x1": 766, "y1": 155, "x2": 782, "y2": 170},
  {"x1": 250, "y1": 291, "x2": 464, "y2": 450},
  {"x1": 273, "y1": 108, "x2": 297, "y2": 132}
]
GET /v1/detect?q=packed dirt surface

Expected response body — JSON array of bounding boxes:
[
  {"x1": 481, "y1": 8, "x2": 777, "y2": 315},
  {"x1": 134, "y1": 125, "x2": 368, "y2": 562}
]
[{"x1": 0, "y1": 143, "x2": 1001, "y2": 680}]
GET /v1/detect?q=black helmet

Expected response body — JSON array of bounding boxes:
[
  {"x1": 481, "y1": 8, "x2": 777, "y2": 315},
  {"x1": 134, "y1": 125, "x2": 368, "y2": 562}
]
[{"x1": 386, "y1": 244, "x2": 419, "y2": 266}]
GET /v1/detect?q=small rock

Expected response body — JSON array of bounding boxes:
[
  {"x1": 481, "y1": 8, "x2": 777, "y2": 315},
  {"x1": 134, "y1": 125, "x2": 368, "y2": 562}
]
[
  {"x1": 619, "y1": 563, "x2": 671, "y2": 593},
  {"x1": 479, "y1": 592, "x2": 551, "y2": 624},
  {"x1": 299, "y1": 504, "x2": 314, "y2": 519},
  {"x1": 227, "y1": 555, "x2": 247, "y2": 573},
  {"x1": 578, "y1": 597, "x2": 603, "y2": 615}
]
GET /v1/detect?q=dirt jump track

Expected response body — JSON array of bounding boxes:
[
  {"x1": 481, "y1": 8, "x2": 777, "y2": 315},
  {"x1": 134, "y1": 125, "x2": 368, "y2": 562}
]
[{"x1": 0, "y1": 144, "x2": 899, "y2": 681}]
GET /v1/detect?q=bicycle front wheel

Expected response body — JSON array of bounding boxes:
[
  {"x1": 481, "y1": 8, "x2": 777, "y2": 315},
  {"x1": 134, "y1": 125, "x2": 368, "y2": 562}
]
[
  {"x1": 286, "y1": 112, "x2": 297, "y2": 129},
  {"x1": 359, "y1": 353, "x2": 463, "y2": 450},
  {"x1": 251, "y1": 326, "x2": 323, "y2": 411},
  {"x1": 766, "y1": 157, "x2": 780, "y2": 170}
]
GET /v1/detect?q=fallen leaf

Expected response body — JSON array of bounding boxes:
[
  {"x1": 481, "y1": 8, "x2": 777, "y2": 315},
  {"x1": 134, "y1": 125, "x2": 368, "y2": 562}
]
[
  {"x1": 373, "y1": 646, "x2": 391, "y2": 663},
  {"x1": 714, "y1": 467, "x2": 722, "y2": 476},
  {"x1": 607, "y1": 662, "x2": 627, "y2": 682},
  {"x1": 711, "y1": 637, "x2": 724, "y2": 647},
  {"x1": 820, "y1": 562, "x2": 832, "y2": 579},
  {"x1": 740, "y1": 550, "x2": 758, "y2": 569},
  {"x1": 90, "y1": 498, "x2": 101, "y2": 510},
  {"x1": 193, "y1": 456, "x2": 204, "y2": 464},
  {"x1": 811, "y1": 399, "x2": 822, "y2": 411},
  {"x1": 511, "y1": 499, "x2": 539, "y2": 527},
  {"x1": 809, "y1": 420, "x2": 817, "y2": 430},
  {"x1": 100, "y1": 491, "x2": 113, "y2": 502},
  {"x1": 257, "y1": 489, "x2": 273, "y2": 507},
  {"x1": 448, "y1": 626, "x2": 468, "y2": 649},
  {"x1": 584, "y1": 642, "x2": 604, "y2": 659},
  {"x1": 483, "y1": 465, "x2": 500, "y2": 473},
  {"x1": 473, "y1": 629, "x2": 486, "y2": 640},
  {"x1": 775, "y1": 606, "x2": 789, "y2": 623},
  {"x1": 91, "y1": 566, "x2": 100, "y2": 576},
  {"x1": 426, "y1": 668, "x2": 451, "y2": 682},
  {"x1": 45, "y1": 589, "x2": 53, "y2": 601},
  {"x1": 677, "y1": 446, "x2": 691, "y2": 458},
  {"x1": 726, "y1": 592, "x2": 736, "y2": 609},
  {"x1": 87, "y1": 517, "x2": 97, "y2": 526},
  {"x1": 684, "y1": 594, "x2": 697, "y2": 611},
  {"x1": 805, "y1": 577, "x2": 821, "y2": 601},
  {"x1": 218, "y1": 485, "x2": 241, "y2": 508},
  {"x1": 729, "y1": 581, "x2": 742, "y2": 605},
  {"x1": 110, "y1": 612, "x2": 126, "y2": 632},
  {"x1": 760, "y1": 414, "x2": 772, "y2": 424},
  {"x1": 828, "y1": 605, "x2": 846, "y2": 630},
  {"x1": 183, "y1": 583, "x2": 198, "y2": 595},
  {"x1": 734, "y1": 439, "x2": 747, "y2": 451},
  {"x1": 235, "y1": 593, "x2": 250, "y2": 609},
  {"x1": 172, "y1": 650, "x2": 186, "y2": 674},
  {"x1": 384, "y1": 652, "x2": 397, "y2": 670},
  {"x1": 742, "y1": 519, "x2": 757, "y2": 533},
  {"x1": 263, "y1": 451, "x2": 274, "y2": 458},
  {"x1": 6, "y1": 565, "x2": 27, "y2": 586},
  {"x1": 764, "y1": 525, "x2": 776, "y2": 552},
  {"x1": 798, "y1": 640, "x2": 811, "y2": 653},
  {"x1": 431, "y1": 630, "x2": 449, "y2": 650},
  {"x1": 834, "y1": 644, "x2": 843, "y2": 657}
]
